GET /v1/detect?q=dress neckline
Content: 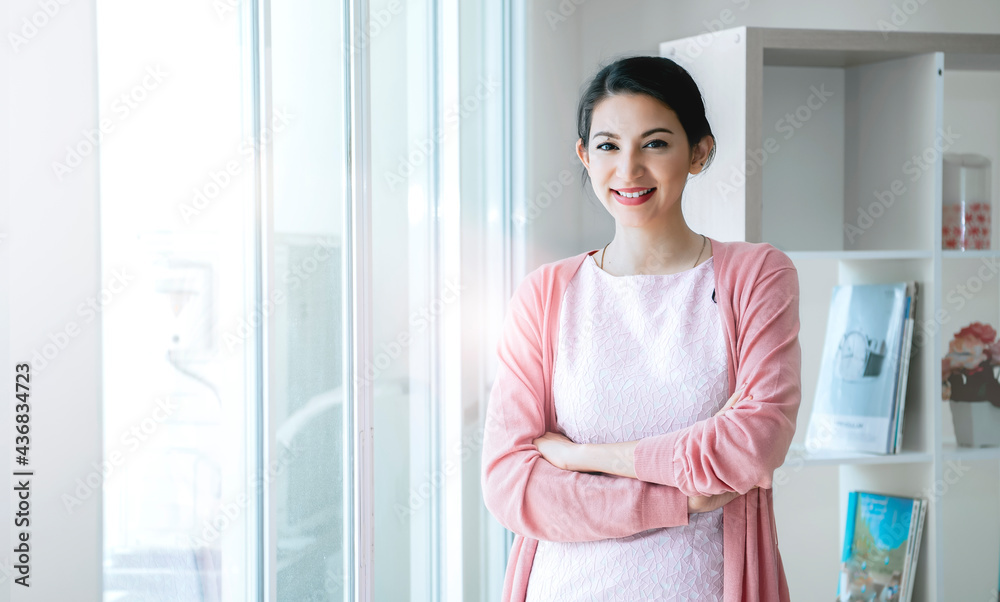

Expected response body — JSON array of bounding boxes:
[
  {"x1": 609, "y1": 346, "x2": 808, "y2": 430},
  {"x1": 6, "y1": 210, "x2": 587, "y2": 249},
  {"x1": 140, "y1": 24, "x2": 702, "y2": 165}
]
[{"x1": 586, "y1": 250, "x2": 714, "y2": 279}]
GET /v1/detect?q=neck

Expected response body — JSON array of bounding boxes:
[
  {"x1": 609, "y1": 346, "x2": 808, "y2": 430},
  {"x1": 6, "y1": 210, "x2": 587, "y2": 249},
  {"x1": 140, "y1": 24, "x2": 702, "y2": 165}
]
[{"x1": 604, "y1": 220, "x2": 706, "y2": 276}]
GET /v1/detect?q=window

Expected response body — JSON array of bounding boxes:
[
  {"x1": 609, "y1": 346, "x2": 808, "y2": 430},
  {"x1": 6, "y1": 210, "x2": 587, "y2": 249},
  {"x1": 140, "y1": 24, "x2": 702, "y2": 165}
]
[
  {"x1": 96, "y1": 2, "x2": 257, "y2": 600},
  {"x1": 96, "y1": 0, "x2": 513, "y2": 599}
]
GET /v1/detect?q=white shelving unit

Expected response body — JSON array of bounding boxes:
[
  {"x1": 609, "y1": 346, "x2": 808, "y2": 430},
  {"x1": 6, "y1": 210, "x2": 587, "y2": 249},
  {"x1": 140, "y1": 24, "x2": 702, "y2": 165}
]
[{"x1": 661, "y1": 27, "x2": 1000, "y2": 602}]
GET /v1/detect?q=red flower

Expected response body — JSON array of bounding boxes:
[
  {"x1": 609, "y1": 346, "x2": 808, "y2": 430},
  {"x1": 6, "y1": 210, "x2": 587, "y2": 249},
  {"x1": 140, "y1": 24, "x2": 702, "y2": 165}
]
[{"x1": 955, "y1": 322, "x2": 997, "y2": 345}]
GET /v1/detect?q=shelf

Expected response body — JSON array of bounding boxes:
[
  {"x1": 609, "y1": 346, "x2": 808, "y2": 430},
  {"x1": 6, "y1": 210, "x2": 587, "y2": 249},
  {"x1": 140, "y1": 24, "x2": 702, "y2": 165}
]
[
  {"x1": 942, "y1": 442, "x2": 1000, "y2": 461},
  {"x1": 942, "y1": 250, "x2": 1000, "y2": 259},
  {"x1": 784, "y1": 250, "x2": 934, "y2": 261},
  {"x1": 658, "y1": 26, "x2": 1000, "y2": 602},
  {"x1": 754, "y1": 28, "x2": 1000, "y2": 69},
  {"x1": 782, "y1": 443, "x2": 934, "y2": 467}
]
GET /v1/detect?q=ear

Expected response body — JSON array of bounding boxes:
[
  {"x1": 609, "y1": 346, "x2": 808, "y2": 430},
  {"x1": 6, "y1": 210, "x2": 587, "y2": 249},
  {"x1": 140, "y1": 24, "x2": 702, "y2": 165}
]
[
  {"x1": 576, "y1": 138, "x2": 590, "y2": 171},
  {"x1": 689, "y1": 135, "x2": 715, "y2": 175}
]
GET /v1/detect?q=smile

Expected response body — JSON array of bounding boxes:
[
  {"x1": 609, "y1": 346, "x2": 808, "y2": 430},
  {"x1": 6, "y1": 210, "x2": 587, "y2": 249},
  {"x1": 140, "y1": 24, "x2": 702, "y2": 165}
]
[{"x1": 611, "y1": 187, "x2": 656, "y2": 206}]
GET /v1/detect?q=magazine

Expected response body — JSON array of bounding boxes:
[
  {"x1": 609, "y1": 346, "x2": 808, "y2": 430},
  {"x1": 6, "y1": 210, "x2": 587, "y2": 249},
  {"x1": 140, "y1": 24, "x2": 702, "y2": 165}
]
[
  {"x1": 837, "y1": 491, "x2": 925, "y2": 602},
  {"x1": 806, "y1": 282, "x2": 914, "y2": 454}
]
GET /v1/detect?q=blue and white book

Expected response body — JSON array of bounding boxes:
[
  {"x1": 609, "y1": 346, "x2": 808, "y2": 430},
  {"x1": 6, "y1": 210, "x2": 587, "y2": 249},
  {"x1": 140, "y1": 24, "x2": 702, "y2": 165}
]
[
  {"x1": 806, "y1": 282, "x2": 913, "y2": 454},
  {"x1": 837, "y1": 491, "x2": 925, "y2": 602}
]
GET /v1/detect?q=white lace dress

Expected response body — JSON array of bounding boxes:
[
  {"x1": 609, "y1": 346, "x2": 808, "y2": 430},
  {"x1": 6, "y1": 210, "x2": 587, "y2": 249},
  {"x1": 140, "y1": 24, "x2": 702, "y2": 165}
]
[{"x1": 524, "y1": 253, "x2": 728, "y2": 601}]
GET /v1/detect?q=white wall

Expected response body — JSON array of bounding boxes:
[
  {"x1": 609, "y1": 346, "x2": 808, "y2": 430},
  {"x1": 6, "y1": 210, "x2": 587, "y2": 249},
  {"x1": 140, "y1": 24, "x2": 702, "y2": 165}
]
[
  {"x1": 525, "y1": 0, "x2": 1000, "y2": 265},
  {"x1": 522, "y1": 0, "x2": 588, "y2": 269},
  {"x1": 3, "y1": 0, "x2": 102, "y2": 600}
]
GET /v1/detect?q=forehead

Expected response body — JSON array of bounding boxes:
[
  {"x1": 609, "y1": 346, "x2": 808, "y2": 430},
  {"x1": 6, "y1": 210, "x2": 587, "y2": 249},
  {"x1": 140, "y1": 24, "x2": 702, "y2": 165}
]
[{"x1": 590, "y1": 93, "x2": 680, "y2": 133}]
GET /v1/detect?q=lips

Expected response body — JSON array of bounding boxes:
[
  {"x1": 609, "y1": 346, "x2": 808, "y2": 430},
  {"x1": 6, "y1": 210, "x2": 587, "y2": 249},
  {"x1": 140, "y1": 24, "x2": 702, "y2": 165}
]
[{"x1": 611, "y1": 187, "x2": 656, "y2": 206}]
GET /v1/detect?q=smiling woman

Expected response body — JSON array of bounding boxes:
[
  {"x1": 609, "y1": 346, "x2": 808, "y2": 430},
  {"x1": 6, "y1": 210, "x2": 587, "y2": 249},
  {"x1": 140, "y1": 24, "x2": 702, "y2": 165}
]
[
  {"x1": 480, "y1": 55, "x2": 801, "y2": 602},
  {"x1": 574, "y1": 58, "x2": 717, "y2": 276}
]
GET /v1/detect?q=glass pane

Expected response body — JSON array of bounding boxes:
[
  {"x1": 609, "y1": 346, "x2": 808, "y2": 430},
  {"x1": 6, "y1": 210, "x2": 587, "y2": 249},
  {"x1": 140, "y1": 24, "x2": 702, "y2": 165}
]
[
  {"x1": 369, "y1": 0, "x2": 422, "y2": 598},
  {"x1": 97, "y1": 2, "x2": 255, "y2": 601},
  {"x1": 269, "y1": 1, "x2": 347, "y2": 601}
]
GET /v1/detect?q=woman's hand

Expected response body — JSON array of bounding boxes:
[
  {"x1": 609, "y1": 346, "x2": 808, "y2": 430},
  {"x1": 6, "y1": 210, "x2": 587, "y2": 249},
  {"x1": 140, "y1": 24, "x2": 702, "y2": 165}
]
[
  {"x1": 532, "y1": 431, "x2": 582, "y2": 471},
  {"x1": 687, "y1": 490, "x2": 741, "y2": 514},
  {"x1": 713, "y1": 381, "x2": 751, "y2": 417},
  {"x1": 534, "y1": 383, "x2": 754, "y2": 483},
  {"x1": 687, "y1": 382, "x2": 755, "y2": 513}
]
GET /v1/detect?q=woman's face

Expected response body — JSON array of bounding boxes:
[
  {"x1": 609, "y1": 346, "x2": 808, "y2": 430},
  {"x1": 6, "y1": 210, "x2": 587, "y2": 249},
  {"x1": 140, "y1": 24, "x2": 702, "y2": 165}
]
[{"x1": 576, "y1": 93, "x2": 712, "y2": 229}]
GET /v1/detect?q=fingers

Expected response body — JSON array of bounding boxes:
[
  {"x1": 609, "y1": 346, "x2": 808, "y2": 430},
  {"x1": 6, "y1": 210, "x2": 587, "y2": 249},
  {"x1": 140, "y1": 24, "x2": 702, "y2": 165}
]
[
  {"x1": 689, "y1": 490, "x2": 742, "y2": 514},
  {"x1": 725, "y1": 382, "x2": 746, "y2": 408},
  {"x1": 717, "y1": 491, "x2": 740, "y2": 510},
  {"x1": 714, "y1": 381, "x2": 752, "y2": 417}
]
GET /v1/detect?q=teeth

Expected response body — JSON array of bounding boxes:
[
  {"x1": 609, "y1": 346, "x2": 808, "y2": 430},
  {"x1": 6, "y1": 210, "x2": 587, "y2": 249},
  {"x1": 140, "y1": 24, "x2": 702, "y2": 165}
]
[{"x1": 617, "y1": 188, "x2": 653, "y2": 198}]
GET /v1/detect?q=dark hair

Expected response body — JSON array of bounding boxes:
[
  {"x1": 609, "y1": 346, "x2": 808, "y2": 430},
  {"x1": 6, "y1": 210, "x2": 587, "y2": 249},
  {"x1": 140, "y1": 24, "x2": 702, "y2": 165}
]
[{"x1": 576, "y1": 55, "x2": 716, "y2": 184}]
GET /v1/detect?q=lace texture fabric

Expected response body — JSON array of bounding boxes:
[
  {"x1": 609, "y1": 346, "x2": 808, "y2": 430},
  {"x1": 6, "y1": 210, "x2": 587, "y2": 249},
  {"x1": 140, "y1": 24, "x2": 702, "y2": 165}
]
[{"x1": 525, "y1": 255, "x2": 728, "y2": 601}]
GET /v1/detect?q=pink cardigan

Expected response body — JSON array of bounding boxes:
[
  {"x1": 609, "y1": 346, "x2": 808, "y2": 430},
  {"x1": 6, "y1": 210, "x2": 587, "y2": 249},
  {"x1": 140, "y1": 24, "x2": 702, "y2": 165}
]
[{"x1": 480, "y1": 237, "x2": 800, "y2": 602}]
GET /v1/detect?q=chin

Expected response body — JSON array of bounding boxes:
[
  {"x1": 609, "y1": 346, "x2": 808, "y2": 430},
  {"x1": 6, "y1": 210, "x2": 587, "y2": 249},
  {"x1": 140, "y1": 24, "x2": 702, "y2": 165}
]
[{"x1": 607, "y1": 210, "x2": 657, "y2": 229}]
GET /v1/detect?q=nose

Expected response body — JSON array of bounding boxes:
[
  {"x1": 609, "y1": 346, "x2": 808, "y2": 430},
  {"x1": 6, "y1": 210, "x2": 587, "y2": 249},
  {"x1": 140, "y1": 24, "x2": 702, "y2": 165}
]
[{"x1": 615, "y1": 146, "x2": 645, "y2": 181}]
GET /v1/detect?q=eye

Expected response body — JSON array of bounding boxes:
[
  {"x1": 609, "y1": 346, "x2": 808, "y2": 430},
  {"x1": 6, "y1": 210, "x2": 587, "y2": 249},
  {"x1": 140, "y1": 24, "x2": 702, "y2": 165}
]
[
  {"x1": 595, "y1": 142, "x2": 617, "y2": 151},
  {"x1": 645, "y1": 139, "x2": 667, "y2": 148}
]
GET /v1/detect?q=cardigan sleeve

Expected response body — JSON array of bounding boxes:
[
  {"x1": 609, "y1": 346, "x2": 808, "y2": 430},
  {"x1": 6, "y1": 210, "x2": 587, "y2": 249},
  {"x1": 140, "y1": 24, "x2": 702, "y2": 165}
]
[
  {"x1": 480, "y1": 266, "x2": 690, "y2": 543},
  {"x1": 632, "y1": 249, "x2": 802, "y2": 497}
]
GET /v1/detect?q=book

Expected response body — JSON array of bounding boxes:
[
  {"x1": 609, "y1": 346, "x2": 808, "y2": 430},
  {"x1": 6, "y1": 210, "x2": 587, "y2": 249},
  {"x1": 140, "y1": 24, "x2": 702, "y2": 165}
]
[
  {"x1": 806, "y1": 282, "x2": 916, "y2": 454},
  {"x1": 837, "y1": 491, "x2": 926, "y2": 602},
  {"x1": 902, "y1": 499, "x2": 926, "y2": 602},
  {"x1": 889, "y1": 287, "x2": 912, "y2": 452},
  {"x1": 890, "y1": 282, "x2": 918, "y2": 454}
]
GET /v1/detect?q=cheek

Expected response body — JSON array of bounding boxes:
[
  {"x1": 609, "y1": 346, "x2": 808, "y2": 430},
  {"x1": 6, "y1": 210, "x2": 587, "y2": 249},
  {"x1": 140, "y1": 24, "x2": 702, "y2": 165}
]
[
  {"x1": 587, "y1": 156, "x2": 613, "y2": 178},
  {"x1": 661, "y1": 155, "x2": 694, "y2": 178},
  {"x1": 586, "y1": 163, "x2": 614, "y2": 190}
]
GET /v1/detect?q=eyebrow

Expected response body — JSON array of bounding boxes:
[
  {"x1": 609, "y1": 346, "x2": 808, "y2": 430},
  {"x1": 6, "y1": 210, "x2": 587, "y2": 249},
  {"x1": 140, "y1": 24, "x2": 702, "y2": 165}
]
[{"x1": 592, "y1": 127, "x2": 674, "y2": 140}]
